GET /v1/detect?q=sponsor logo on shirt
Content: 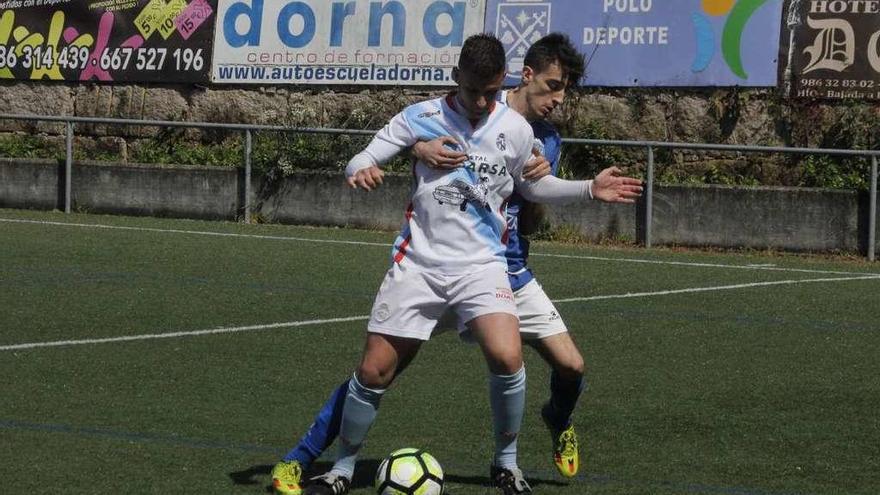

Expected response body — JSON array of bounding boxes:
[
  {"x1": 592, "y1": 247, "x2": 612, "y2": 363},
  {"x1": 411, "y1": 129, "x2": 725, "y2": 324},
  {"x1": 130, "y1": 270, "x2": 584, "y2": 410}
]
[
  {"x1": 432, "y1": 177, "x2": 490, "y2": 211},
  {"x1": 463, "y1": 160, "x2": 507, "y2": 177},
  {"x1": 496, "y1": 287, "x2": 514, "y2": 302}
]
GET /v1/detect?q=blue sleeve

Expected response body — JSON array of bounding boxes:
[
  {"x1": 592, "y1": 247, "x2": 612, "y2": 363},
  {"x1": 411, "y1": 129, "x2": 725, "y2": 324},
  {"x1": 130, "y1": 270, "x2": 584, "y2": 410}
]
[{"x1": 532, "y1": 121, "x2": 562, "y2": 176}]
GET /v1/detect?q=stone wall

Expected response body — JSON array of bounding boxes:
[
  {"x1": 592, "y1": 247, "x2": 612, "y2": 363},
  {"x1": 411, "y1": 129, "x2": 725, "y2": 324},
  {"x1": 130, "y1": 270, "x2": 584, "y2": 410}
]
[
  {"x1": 2, "y1": 158, "x2": 876, "y2": 256},
  {"x1": 1, "y1": 81, "x2": 877, "y2": 192},
  {"x1": 0, "y1": 81, "x2": 861, "y2": 147}
]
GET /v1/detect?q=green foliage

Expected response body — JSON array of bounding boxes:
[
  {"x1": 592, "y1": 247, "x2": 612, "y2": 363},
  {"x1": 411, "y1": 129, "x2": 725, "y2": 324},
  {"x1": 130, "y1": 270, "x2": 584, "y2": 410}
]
[
  {"x1": 251, "y1": 132, "x2": 374, "y2": 177},
  {"x1": 0, "y1": 133, "x2": 64, "y2": 160},
  {"x1": 130, "y1": 128, "x2": 243, "y2": 167},
  {"x1": 656, "y1": 157, "x2": 762, "y2": 187},
  {"x1": 557, "y1": 119, "x2": 629, "y2": 180},
  {"x1": 787, "y1": 99, "x2": 879, "y2": 190},
  {"x1": 798, "y1": 155, "x2": 869, "y2": 189},
  {"x1": 529, "y1": 223, "x2": 586, "y2": 243}
]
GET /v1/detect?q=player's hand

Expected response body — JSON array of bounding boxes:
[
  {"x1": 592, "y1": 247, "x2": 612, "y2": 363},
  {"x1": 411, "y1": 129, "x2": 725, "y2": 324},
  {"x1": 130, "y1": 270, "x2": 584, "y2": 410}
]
[
  {"x1": 522, "y1": 152, "x2": 551, "y2": 180},
  {"x1": 346, "y1": 166, "x2": 385, "y2": 191},
  {"x1": 412, "y1": 136, "x2": 468, "y2": 169},
  {"x1": 592, "y1": 166, "x2": 644, "y2": 203}
]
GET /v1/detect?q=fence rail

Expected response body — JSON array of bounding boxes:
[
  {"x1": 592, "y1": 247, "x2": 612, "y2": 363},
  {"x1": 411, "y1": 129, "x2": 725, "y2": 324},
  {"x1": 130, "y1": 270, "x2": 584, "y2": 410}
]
[{"x1": 0, "y1": 113, "x2": 877, "y2": 261}]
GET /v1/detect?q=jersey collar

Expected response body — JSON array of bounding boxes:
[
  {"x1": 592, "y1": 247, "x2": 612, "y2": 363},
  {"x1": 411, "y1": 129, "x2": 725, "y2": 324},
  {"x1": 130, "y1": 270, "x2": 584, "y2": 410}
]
[{"x1": 446, "y1": 92, "x2": 496, "y2": 129}]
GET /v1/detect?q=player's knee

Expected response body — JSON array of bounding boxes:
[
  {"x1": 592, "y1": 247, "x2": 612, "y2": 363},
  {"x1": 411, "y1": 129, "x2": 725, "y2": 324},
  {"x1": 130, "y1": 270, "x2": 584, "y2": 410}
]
[
  {"x1": 356, "y1": 362, "x2": 394, "y2": 389},
  {"x1": 487, "y1": 351, "x2": 523, "y2": 375},
  {"x1": 555, "y1": 353, "x2": 585, "y2": 380}
]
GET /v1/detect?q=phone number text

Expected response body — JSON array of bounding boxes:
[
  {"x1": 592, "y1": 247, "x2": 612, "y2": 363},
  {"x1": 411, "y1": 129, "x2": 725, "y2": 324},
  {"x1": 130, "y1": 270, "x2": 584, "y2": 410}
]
[{"x1": 0, "y1": 45, "x2": 205, "y2": 72}]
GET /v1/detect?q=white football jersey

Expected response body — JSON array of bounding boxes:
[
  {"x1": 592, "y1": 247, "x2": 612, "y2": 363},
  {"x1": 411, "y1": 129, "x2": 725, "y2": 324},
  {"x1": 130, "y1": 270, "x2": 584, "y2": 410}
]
[{"x1": 347, "y1": 95, "x2": 535, "y2": 274}]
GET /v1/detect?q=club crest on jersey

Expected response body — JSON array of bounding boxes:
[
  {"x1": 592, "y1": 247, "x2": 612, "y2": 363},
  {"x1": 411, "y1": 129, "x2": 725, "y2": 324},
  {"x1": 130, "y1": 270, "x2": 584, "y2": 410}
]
[
  {"x1": 432, "y1": 176, "x2": 490, "y2": 211},
  {"x1": 374, "y1": 302, "x2": 392, "y2": 322},
  {"x1": 496, "y1": 133, "x2": 507, "y2": 151}
]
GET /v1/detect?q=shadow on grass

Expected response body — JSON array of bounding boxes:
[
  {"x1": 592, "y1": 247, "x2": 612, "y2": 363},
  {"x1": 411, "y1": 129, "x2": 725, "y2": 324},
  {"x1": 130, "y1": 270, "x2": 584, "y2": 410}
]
[
  {"x1": 444, "y1": 471, "x2": 567, "y2": 491},
  {"x1": 229, "y1": 460, "x2": 567, "y2": 493},
  {"x1": 229, "y1": 459, "x2": 382, "y2": 492}
]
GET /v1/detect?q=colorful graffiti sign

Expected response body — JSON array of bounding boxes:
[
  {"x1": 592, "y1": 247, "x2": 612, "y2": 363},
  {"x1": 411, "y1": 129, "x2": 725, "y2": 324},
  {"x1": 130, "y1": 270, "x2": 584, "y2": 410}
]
[{"x1": 0, "y1": 0, "x2": 216, "y2": 82}]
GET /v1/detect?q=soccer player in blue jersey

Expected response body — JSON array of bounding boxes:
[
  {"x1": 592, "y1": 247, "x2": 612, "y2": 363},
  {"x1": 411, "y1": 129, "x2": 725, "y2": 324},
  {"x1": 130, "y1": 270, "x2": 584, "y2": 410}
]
[{"x1": 272, "y1": 34, "x2": 642, "y2": 495}]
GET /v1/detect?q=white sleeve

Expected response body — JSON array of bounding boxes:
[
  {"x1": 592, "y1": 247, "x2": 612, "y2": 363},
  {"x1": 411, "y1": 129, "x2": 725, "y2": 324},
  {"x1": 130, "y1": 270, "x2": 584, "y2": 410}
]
[
  {"x1": 515, "y1": 175, "x2": 595, "y2": 205},
  {"x1": 345, "y1": 111, "x2": 418, "y2": 177},
  {"x1": 508, "y1": 124, "x2": 536, "y2": 179}
]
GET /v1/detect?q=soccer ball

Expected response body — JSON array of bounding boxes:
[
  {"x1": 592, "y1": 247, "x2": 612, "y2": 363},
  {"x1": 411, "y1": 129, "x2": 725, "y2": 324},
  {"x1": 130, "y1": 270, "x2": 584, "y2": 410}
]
[{"x1": 375, "y1": 448, "x2": 444, "y2": 495}]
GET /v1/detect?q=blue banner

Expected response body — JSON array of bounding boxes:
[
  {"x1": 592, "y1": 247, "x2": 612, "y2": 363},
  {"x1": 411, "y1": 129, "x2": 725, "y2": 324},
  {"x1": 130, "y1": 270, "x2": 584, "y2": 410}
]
[{"x1": 485, "y1": 0, "x2": 784, "y2": 87}]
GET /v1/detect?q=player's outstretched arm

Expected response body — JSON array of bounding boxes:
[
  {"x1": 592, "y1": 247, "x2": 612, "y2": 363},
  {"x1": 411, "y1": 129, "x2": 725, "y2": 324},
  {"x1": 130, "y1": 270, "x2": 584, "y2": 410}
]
[{"x1": 591, "y1": 166, "x2": 643, "y2": 204}]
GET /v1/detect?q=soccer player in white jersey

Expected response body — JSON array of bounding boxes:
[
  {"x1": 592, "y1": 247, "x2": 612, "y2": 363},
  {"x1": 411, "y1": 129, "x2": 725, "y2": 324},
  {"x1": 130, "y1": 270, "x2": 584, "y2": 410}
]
[
  {"x1": 412, "y1": 32, "x2": 643, "y2": 480},
  {"x1": 295, "y1": 34, "x2": 603, "y2": 495},
  {"x1": 271, "y1": 34, "x2": 642, "y2": 495}
]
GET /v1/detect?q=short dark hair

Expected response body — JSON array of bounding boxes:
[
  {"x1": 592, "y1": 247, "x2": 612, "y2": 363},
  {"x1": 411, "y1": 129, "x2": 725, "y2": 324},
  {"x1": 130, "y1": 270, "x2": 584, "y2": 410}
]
[
  {"x1": 523, "y1": 33, "x2": 585, "y2": 89},
  {"x1": 458, "y1": 33, "x2": 506, "y2": 82}
]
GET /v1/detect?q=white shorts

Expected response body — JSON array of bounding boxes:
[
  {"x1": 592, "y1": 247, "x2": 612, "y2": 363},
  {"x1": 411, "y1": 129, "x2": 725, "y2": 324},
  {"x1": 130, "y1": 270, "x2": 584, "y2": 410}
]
[
  {"x1": 511, "y1": 279, "x2": 568, "y2": 340},
  {"x1": 367, "y1": 261, "x2": 517, "y2": 341},
  {"x1": 442, "y1": 278, "x2": 567, "y2": 341}
]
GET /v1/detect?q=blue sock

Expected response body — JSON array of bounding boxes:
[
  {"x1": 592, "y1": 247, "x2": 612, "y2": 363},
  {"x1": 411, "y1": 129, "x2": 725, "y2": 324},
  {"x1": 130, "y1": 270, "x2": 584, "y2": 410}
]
[
  {"x1": 489, "y1": 366, "x2": 526, "y2": 469},
  {"x1": 546, "y1": 369, "x2": 585, "y2": 432},
  {"x1": 330, "y1": 374, "x2": 385, "y2": 479},
  {"x1": 282, "y1": 379, "x2": 350, "y2": 468}
]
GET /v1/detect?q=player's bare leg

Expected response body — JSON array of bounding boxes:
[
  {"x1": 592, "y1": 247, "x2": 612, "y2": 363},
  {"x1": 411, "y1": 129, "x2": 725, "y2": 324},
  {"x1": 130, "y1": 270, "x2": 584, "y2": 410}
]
[
  {"x1": 356, "y1": 332, "x2": 422, "y2": 388},
  {"x1": 469, "y1": 313, "x2": 532, "y2": 494},
  {"x1": 304, "y1": 333, "x2": 421, "y2": 495}
]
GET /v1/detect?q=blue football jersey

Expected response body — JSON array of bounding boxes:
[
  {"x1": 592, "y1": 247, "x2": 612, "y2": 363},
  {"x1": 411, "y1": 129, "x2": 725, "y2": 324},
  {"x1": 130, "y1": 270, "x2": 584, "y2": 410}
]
[{"x1": 505, "y1": 115, "x2": 562, "y2": 291}]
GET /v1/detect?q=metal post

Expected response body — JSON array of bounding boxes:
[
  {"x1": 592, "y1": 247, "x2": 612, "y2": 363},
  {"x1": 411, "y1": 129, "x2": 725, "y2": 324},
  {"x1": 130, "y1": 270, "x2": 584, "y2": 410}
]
[
  {"x1": 65, "y1": 121, "x2": 73, "y2": 214},
  {"x1": 243, "y1": 129, "x2": 252, "y2": 224},
  {"x1": 645, "y1": 145, "x2": 654, "y2": 248},
  {"x1": 870, "y1": 155, "x2": 877, "y2": 262}
]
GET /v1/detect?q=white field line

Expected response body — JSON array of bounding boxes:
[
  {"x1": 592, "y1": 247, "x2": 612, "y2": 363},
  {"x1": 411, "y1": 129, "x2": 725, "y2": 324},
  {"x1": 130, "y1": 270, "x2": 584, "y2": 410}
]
[
  {"x1": 2, "y1": 275, "x2": 878, "y2": 352},
  {"x1": 0, "y1": 316, "x2": 370, "y2": 351},
  {"x1": 0, "y1": 217, "x2": 875, "y2": 277},
  {"x1": 552, "y1": 274, "x2": 880, "y2": 303},
  {"x1": 0, "y1": 218, "x2": 389, "y2": 247},
  {"x1": 530, "y1": 252, "x2": 869, "y2": 276}
]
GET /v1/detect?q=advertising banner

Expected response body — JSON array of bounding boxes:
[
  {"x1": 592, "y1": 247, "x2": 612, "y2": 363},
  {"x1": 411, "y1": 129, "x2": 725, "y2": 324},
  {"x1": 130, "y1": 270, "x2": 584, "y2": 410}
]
[
  {"x1": 781, "y1": 0, "x2": 880, "y2": 100},
  {"x1": 211, "y1": 0, "x2": 486, "y2": 85},
  {"x1": 485, "y1": 0, "x2": 784, "y2": 87},
  {"x1": 0, "y1": 0, "x2": 216, "y2": 83}
]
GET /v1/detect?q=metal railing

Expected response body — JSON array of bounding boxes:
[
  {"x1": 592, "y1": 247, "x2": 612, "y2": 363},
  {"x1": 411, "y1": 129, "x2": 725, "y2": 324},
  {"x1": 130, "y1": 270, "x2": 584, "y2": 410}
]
[{"x1": 0, "y1": 113, "x2": 877, "y2": 261}]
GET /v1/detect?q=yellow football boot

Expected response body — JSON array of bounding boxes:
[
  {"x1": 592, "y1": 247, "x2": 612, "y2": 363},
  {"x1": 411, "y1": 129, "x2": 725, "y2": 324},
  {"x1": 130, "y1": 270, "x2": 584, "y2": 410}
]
[
  {"x1": 551, "y1": 424, "x2": 579, "y2": 478},
  {"x1": 271, "y1": 460, "x2": 303, "y2": 495}
]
